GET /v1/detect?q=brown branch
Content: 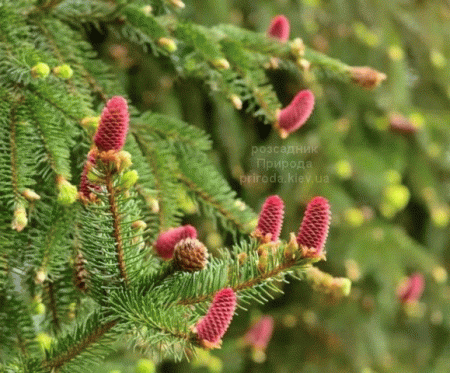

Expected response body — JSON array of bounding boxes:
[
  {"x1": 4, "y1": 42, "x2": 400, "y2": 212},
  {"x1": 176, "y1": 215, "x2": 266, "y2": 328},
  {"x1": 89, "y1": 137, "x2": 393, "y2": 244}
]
[
  {"x1": 106, "y1": 172, "x2": 129, "y2": 285},
  {"x1": 45, "y1": 280, "x2": 61, "y2": 331},
  {"x1": 43, "y1": 319, "x2": 118, "y2": 370}
]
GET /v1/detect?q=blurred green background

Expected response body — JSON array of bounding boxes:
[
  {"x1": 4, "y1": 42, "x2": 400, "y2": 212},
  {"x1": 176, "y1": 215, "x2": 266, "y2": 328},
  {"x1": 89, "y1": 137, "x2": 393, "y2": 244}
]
[{"x1": 92, "y1": 0, "x2": 450, "y2": 372}]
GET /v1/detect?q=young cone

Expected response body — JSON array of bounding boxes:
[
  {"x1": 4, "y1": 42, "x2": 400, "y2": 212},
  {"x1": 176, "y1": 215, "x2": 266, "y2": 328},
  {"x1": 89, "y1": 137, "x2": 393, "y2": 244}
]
[
  {"x1": 397, "y1": 273, "x2": 425, "y2": 303},
  {"x1": 276, "y1": 90, "x2": 315, "y2": 138},
  {"x1": 267, "y1": 15, "x2": 290, "y2": 42},
  {"x1": 296, "y1": 196, "x2": 331, "y2": 257},
  {"x1": 254, "y1": 195, "x2": 284, "y2": 242},
  {"x1": 194, "y1": 288, "x2": 237, "y2": 348},
  {"x1": 154, "y1": 225, "x2": 197, "y2": 260},
  {"x1": 389, "y1": 113, "x2": 418, "y2": 135},
  {"x1": 173, "y1": 238, "x2": 208, "y2": 272},
  {"x1": 243, "y1": 316, "x2": 274, "y2": 351},
  {"x1": 94, "y1": 96, "x2": 129, "y2": 151}
]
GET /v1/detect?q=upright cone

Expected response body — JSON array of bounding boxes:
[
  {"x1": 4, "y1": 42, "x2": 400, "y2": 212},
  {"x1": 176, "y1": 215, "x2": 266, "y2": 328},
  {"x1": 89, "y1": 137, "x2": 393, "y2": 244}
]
[
  {"x1": 267, "y1": 15, "x2": 290, "y2": 42},
  {"x1": 276, "y1": 90, "x2": 315, "y2": 138},
  {"x1": 94, "y1": 96, "x2": 129, "y2": 151},
  {"x1": 194, "y1": 288, "x2": 237, "y2": 348},
  {"x1": 255, "y1": 195, "x2": 284, "y2": 242},
  {"x1": 296, "y1": 196, "x2": 331, "y2": 257}
]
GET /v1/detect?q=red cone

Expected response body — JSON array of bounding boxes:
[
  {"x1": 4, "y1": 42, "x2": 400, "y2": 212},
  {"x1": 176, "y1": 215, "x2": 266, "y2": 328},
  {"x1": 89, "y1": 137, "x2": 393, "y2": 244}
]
[
  {"x1": 255, "y1": 195, "x2": 284, "y2": 241},
  {"x1": 94, "y1": 96, "x2": 129, "y2": 151},
  {"x1": 195, "y1": 288, "x2": 237, "y2": 347},
  {"x1": 267, "y1": 15, "x2": 290, "y2": 42},
  {"x1": 154, "y1": 225, "x2": 197, "y2": 260},
  {"x1": 276, "y1": 90, "x2": 315, "y2": 138},
  {"x1": 296, "y1": 196, "x2": 331, "y2": 256}
]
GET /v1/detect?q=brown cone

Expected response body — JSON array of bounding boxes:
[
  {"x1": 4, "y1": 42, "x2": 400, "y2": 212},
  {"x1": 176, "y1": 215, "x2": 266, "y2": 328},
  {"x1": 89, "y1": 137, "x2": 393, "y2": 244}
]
[{"x1": 173, "y1": 238, "x2": 208, "y2": 272}]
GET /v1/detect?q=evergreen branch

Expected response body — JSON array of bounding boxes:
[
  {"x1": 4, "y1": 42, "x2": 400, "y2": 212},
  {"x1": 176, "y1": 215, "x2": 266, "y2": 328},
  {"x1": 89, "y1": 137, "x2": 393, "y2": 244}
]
[
  {"x1": 177, "y1": 173, "x2": 245, "y2": 230},
  {"x1": 176, "y1": 151, "x2": 256, "y2": 234},
  {"x1": 42, "y1": 318, "x2": 118, "y2": 371},
  {"x1": 37, "y1": 0, "x2": 64, "y2": 12},
  {"x1": 105, "y1": 170, "x2": 130, "y2": 286}
]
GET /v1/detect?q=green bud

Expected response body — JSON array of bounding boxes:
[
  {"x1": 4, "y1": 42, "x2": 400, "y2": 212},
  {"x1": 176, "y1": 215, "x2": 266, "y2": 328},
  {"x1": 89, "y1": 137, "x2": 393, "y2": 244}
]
[
  {"x1": 384, "y1": 184, "x2": 410, "y2": 210},
  {"x1": 117, "y1": 150, "x2": 132, "y2": 172},
  {"x1": 212, "y1": 58, "x2": 230, "y2": 70},
  {"x1": 36, "y1": 333, "x2": 53, "y2": 352},
  {"x1": 57, "y1": 178, "x2": 78, "y2": 205},
  {"x1": 33, "y1": 302, "x2": 46, "y2": 315},
  {"x1": 335, "y1": 160, "x2": 352, "y2": 179},
  {"x1": 31, "y1": 63, "x2": 50, "y2": 78},
  {"x1": 135, "y1": 359, "x2": 155, "y2": 373},
  {"x1": 344, "y1": 208, "x2": 364, "y2": 227},
  {"x1": 53, "y1": 64, "x2": 73, "y2": 79},
  {"x1": 158, "y1": 37, "x2": 177, "y2": 53},
  {"x1": 338, "y1": 278, "x2": 352, "y2": 297},
  {"x1": 121, "y1": 170, "x2": 139, "y2": 189},
  {"x1": 12, "y1": 205, "x2": 27, "y2": 232}
]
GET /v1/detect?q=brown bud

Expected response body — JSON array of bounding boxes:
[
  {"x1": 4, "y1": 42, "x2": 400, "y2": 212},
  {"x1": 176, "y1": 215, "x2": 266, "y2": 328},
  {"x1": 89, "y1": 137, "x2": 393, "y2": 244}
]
[
  {"x1": 349, "y1": 66, "x2": 386, "y2": 89},
  {"x1": 173, "y1": 238, "x2": 208, "y2": 272}
]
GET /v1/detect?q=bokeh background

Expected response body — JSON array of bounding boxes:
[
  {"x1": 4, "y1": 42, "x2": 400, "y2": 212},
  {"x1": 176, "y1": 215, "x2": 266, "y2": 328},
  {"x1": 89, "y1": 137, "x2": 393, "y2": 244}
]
[{"x1": 92, "y1": 1, "x2": 450, "y2": 372}]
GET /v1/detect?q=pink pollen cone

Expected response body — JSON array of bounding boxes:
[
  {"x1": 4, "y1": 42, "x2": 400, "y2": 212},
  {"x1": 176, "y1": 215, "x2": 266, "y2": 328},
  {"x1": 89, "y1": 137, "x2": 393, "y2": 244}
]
[
  {"x1": 296, "y1": 196, "x2": 331, "y2": 256},
  {"x1": 276, "y1": 89, "x2": 315, "y2": 138},
  {"x1": 397, "y1": 273, "x2": 425, "y2": 303},
  {"x1": 154, "y1": 225, "x2": 197, "y2": 260},
  {"x1": 267, "y1": 15, "x2": 290, "y2": 42},
  {"x1": 255, "y1": 195, "x2": 285, "y2": 241},
  {"x1": 244, "y1": 316, "x2": 274, "y2": 350},
  {"x1": 94, "y1": 96, "x2": 129, "y2": 151},
  {"x1": 195, "y1": 288, "x2": 237, "y2": 347}
]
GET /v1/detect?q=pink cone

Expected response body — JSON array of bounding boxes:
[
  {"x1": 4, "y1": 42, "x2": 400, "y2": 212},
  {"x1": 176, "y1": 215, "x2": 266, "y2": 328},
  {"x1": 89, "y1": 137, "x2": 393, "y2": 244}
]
[
  {"x1": 94, "y1": 96, "x2": 129, "y2": 151},
  {"x1": 397, "y1": 273, "x2": 425, "y2": 303},
  {"x1": 256, "y1": 195, "x2": 284, "y2": 241},
  {"x1": 277, "y1": 90, "x2": 315, "y2": 138},
  {"x1": 79, "y1": 155, "x2": 100, "y2": 198},
  {"x1": 296, "y1": 196, "x2": 331, "y2": 256},
  {"x1": 195, "y1": 288, "x2": 237, "y2": 346},
  {"x1": 389, "y1": 113, "x2": 417, "y2": 135},
  {"x1": 267, "y1": 15, "x2": 290, "y2": 42},
  {"x1": 244, "y1": 316, "x2": 274, "y2": 350},
  {"x1": 154, "y1": 225, "x2": 197, "y2": 260}
]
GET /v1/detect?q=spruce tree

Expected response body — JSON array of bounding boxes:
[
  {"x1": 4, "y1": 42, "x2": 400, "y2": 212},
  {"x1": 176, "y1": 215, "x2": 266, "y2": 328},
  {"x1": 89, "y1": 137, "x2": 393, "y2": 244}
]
[{"x1": 2, "y1": 1, "x2": 438, "y2": 372}]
